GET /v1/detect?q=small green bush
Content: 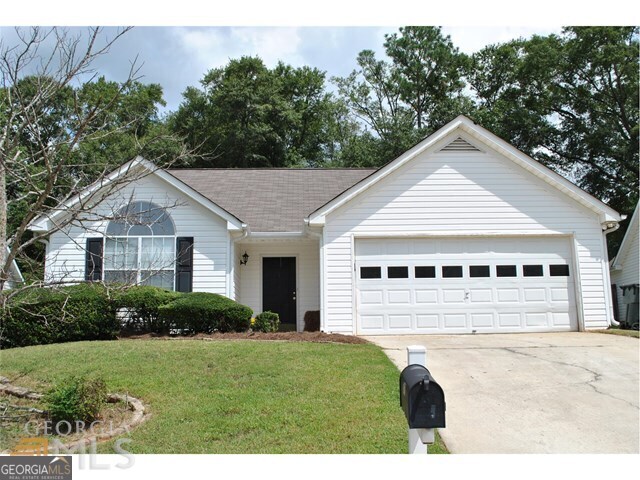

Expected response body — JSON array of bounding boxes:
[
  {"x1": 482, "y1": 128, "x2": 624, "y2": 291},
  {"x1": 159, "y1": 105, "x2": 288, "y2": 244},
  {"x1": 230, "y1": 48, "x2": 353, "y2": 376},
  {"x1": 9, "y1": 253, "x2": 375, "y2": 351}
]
[
  {"x1": 253, "y1": 311, "x2": 280, "y2": 332},
  {"x1": 114, "y1": 285, "x2": 182, "y2": 333},
  {"x1": 45, "y1": 376, "x2": 107, "y2": 426},
  {"x1": 303, "y1": 310, "x2": 320, "y2": 332},
  {"x1": 158, "y1": 292, "x2": 252, "y2": 334},
  {"x1": 0, "y1": 283, "x2": 119, "y2": 349}
]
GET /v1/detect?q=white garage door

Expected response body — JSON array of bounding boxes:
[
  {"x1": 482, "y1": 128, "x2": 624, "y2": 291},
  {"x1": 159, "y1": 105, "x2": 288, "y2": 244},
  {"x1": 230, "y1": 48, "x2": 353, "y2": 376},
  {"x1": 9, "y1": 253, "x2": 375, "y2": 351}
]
[{"x1": 356, "y1": 237, "x2": 578, "y2": 334}]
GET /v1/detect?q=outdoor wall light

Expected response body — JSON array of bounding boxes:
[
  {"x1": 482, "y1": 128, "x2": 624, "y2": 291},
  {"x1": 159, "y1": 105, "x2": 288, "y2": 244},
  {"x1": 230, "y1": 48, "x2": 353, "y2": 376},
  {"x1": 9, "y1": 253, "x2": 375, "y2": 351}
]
[{"x1": 240, "y1": 251, "x2": 250, "y2": 265}]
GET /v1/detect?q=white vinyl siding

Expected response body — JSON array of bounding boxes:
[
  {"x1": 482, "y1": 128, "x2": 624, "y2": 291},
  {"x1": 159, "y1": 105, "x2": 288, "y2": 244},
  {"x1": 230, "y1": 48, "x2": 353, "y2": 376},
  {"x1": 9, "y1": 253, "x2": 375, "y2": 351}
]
[
  {"x1": 45, "y1": 174, "x2": 230, "y2": 295},
  {"x1": 322, "y1": 132, "x2": 612, "y2": 334},
  {"x1": 611, "y1": 223, "x2": 639, "y2": 320},
  {"x1": 237, "y1": 240, "x2": 320, "y2": 331}
]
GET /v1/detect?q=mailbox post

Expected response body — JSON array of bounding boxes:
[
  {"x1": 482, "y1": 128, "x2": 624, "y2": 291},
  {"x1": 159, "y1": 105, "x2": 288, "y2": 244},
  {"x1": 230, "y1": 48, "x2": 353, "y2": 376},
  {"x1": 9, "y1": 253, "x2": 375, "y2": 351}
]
[{"x1": 400, "y1": 345, "x2": 446, "y2": 454}]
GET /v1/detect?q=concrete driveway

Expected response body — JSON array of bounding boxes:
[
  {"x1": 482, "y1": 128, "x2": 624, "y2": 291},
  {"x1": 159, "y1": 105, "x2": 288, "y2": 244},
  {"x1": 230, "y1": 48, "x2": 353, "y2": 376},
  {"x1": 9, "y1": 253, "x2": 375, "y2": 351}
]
[{"x1": 364, "y1": 332, "x2": 639, "y2": 453}]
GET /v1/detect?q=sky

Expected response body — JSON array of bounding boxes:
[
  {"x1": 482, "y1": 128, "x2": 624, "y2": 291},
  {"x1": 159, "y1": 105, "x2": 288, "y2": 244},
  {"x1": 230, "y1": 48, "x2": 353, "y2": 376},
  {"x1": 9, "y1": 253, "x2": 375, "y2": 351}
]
[
  {"x1": 1, "y1": 0, "x2": 634, "y2": 114},
  {"x1": 0, "y1": 26, "x2": 563, "y2": 114}
]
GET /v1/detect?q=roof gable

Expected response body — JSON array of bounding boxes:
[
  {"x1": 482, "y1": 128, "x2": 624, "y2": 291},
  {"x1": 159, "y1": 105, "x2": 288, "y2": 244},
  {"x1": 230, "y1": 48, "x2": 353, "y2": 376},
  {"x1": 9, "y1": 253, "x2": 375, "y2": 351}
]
[
  {"x1": 29, "y1": 157, "x2": 245, "y2": 233},
  {"x1": 611, "y1": 203, "x2": 638, "y2": 269},
  {"x1": 307, "y1": 116, "x2": 621, "y2": 226}
]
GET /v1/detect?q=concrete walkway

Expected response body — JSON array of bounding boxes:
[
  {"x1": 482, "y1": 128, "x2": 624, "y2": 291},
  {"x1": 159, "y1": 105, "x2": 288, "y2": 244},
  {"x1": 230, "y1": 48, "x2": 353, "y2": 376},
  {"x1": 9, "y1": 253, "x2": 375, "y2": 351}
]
[{"x1": 364, "y1": 332, "x2": 640, "y2": 454}]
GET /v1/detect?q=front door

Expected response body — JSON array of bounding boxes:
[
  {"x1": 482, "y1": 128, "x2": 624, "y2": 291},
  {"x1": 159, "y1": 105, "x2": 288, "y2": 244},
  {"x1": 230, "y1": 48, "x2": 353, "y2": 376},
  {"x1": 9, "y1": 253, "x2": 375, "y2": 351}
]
[{"x1": 262, "y1": 257, "x2": 297, "y2": 326}]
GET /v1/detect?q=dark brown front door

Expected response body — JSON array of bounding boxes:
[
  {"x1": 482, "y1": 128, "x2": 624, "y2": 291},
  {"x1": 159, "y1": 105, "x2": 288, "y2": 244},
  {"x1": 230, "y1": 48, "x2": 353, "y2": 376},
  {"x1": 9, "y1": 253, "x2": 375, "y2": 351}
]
[{"x1": 262, "y1": 257, "x2": 297, "y2": 325}]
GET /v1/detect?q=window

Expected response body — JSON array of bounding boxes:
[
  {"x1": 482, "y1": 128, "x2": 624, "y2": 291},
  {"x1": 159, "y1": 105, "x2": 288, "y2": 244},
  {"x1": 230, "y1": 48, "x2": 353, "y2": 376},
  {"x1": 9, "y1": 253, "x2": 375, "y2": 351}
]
[
  {"x1": 388, "y1": 266, "x2": 409, "y2": 278},
  {"x1": 523, "y1": 265, "x2": 543, "y2": 277},
  {"x1": 496, "y1": 265, "x2": 517, "y2": 277},
  {"x1": 469, "y1": 265, "x2": 490, "y2": 278},
  {"x1": 104, "y1": 201, "x2": 176, "y2": 290},
  {"x1": 415, "y1": 266, "x2": 436, "y2": 278},
  {"x1": 360, "y1": 266, "x2": 381, "y2": 279},
  {"x1": 550, "y1": 264, "x2": 570, "y2": 276},
  {"x1": 442, "y1": 266, "x2": 463, "y2": 278}
]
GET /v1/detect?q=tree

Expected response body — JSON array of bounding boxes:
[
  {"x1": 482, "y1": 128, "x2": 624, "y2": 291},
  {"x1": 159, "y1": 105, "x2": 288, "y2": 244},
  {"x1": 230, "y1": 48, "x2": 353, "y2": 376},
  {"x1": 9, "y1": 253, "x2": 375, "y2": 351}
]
[
  {"x1": 0, "y1": 27, "x2": 189, "y2": 293},
  {"x1": 468, "y1": 27, "x2": 639, "y2": 253},
  {"x1": 384, "y1": 26, "x2": 470, "y2": 130},
  {"x1": 169, "y1": 56, "x2": 342, "y2": 168},
  {"x1": 333, "y1": 26, "x2": 472, "y2": 167}
]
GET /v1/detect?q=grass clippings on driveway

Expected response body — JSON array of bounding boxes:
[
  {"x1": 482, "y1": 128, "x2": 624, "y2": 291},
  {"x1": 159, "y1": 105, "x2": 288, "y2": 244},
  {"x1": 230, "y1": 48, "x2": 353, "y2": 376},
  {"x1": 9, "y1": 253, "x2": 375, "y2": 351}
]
[{"x1": 0, "y1": 339, "x2": 447, "y2": 454}]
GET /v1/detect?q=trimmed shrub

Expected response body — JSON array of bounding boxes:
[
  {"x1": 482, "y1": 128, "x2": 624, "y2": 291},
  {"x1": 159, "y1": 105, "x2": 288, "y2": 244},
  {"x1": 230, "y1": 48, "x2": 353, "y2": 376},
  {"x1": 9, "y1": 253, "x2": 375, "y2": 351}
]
[
  {"x1": 303, "y1": 310, "x2": 320, "y2": 332},
  {"x1": 158, "y1": 292, "x2": 252, "y2": 334},
  {"x1": 0, "y1": 283, "x2": 119, "y2": 349},
  {"x1": 45, "y1": 376, "x2": 107, "y2": 426},
  {"x1": 252, "y1": 311, "x2": 280, "y2": 333},
  {"x1": 114, "y1": 285, "x2": 182, "y2": 333}
]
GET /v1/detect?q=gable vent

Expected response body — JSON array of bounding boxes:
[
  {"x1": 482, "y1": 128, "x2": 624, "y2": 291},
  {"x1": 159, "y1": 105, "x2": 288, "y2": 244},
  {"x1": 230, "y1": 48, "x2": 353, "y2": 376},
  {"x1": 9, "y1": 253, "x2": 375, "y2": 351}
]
[{"x1": 440, "y1": 137, "x2": 481, "y2": 152}]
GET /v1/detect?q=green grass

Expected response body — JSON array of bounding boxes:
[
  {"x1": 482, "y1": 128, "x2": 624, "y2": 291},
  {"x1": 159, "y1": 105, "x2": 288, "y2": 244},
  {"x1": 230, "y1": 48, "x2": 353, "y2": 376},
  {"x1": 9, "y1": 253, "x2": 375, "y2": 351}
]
[
  {"x1": 0, "y1": 339, "x2": 448, "y2": 454},
  {"x1": 591, "y1": 327, "x2": 639, "y2": 338}
]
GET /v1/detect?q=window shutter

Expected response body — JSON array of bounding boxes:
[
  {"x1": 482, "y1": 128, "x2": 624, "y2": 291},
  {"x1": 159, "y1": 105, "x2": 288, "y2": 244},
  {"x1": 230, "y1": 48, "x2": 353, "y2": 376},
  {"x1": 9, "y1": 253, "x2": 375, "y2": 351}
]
[
  {"x1": 175, "y1": 237, "x2": 194, "y2": 292},
  {"x1": 85, "y1": 238, "x2": 103, "y2": 281}
]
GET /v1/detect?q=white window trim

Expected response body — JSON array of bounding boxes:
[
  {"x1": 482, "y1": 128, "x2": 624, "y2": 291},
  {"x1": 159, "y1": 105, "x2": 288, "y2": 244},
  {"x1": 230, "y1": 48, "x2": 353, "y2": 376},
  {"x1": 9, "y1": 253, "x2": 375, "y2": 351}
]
[{"x1": 103, "y1": 235, "x2": 177, "y2": 290}]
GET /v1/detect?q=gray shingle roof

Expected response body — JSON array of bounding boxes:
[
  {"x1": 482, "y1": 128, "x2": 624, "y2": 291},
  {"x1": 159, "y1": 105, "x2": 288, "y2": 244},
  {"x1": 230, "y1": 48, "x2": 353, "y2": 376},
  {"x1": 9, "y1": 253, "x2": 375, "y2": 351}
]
[{"x1": 167, "y1": 168, "x2": 376, "y2": 232}]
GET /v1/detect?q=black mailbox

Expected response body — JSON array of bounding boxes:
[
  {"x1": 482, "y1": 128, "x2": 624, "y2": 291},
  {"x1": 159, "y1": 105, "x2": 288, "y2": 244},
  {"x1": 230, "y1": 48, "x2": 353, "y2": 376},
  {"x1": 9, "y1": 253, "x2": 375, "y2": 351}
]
[{"x1": 399, "y1": 364, "x2": 446, "y2": 429}]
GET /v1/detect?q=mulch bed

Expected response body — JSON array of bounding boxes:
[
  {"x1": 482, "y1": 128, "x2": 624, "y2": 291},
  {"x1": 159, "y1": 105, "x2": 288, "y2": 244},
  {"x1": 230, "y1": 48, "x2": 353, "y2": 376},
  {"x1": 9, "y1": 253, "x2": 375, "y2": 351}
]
[{"x1": 119, "y1": 331, "x2": 369, "y2": 345}]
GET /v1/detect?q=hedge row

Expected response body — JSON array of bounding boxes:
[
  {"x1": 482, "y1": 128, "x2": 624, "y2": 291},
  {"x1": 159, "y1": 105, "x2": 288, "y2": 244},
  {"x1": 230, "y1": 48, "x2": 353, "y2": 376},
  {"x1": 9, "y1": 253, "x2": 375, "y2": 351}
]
[{"x1": 0, "y1": 284, "x2": 255, "y2": 349}]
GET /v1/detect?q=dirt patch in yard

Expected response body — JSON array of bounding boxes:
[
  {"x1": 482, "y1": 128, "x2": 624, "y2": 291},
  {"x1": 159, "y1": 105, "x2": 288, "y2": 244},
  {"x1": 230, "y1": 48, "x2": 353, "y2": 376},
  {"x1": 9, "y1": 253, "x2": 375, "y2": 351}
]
[{"x1": 119, "y1": 331, "x2": 370, "y2": 345}]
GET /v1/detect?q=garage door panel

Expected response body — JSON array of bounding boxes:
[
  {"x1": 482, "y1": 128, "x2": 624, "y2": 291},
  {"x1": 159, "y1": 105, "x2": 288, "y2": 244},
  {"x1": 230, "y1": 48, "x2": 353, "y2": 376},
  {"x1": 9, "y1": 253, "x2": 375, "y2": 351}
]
[
  {"x1": 443, "y1": 313, "x2": 467, "y2": 328},
  {"x1": 388, "y1": 290, "x2": 411, "y2": 304},
  {"x1": 469, "y1": 289, "x2": 492, "y2": 302},
  {"x1": 415, "y1": 289, "x2": 438, "y2": 303},
  {"x1": 356, "y1": 237, "x2": 577, "y2": 335},
  {"x1": 443, "y1": 289, "x2": 466, "y2": 303},
  {"x1": 470, "y1": 313, "x2": 494, "y2": 328},
  {"x1": 360, "y1": 314, "x2": 384, "y2": 330},
  {"x1": 497, "y1": 289, "x2": 520, "y2": 302},
  {"x1": 550, "y1": 288, "x2": 569, "y2": 302},
  {"x1": 416, "y1": 314, "x2": 439, "y2": 329},
  {"x1": 525, "y1": 312, "x2": 549, "y2": 327},
  {"x1": 360, "y1": 290, "x2": 383, "y2": 305},
  {"x1": 524, "y1": 288, "x2": 547, "y2": 302},
  {"x1": 389, "y1": 314, "x2": 412, "y2": 329},
  {"x1": 498, "y1": 313, "x2": 522, "y2": 327}
]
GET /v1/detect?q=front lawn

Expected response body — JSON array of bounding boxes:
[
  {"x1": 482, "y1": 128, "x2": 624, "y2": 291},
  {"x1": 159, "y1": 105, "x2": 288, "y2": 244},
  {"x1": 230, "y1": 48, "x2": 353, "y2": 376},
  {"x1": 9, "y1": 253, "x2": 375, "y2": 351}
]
[{"x1": 0, "y1": 339, "x2": 447, "y2": 454}]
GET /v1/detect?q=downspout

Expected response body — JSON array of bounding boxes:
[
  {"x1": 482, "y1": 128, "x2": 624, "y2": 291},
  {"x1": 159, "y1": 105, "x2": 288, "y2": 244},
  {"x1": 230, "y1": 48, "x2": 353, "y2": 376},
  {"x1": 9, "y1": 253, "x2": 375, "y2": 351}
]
[{"x1": 602, "y1": 221, "x2": 621, "y2": 327}]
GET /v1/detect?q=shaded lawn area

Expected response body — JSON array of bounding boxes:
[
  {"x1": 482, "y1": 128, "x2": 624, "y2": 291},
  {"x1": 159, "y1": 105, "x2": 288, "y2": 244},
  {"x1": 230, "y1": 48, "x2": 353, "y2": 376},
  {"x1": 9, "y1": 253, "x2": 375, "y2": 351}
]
[{"x1": 0, "y1": 339, "x2": 447, "y2": 454}]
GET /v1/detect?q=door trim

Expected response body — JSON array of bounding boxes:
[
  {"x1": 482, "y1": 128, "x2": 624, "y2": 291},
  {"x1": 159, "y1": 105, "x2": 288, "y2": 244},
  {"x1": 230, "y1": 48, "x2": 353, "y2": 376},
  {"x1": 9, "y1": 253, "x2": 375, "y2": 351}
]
[{"x1": 260, "y1": 255, "x2": 299, "y2": 331}]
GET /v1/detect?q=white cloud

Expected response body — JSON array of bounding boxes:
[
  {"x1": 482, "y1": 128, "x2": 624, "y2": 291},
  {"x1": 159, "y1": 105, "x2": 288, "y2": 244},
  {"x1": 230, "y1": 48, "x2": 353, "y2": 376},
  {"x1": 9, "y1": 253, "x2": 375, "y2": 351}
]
[
  {"x1": 443, "y1": 26, "x2": 563, "y2": 54},
  {"x1": 171, "y1": 27, "x2": 304, "y2": 73}
]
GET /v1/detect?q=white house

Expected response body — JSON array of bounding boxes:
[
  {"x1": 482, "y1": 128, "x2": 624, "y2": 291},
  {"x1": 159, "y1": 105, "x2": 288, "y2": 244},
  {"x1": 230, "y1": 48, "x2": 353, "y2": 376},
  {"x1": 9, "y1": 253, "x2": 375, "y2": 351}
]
[
  {"x1": 610, "y1": 203, "x2": 639, "y2": 322},
  {"x1": 29, "y1": 116, "x2": 622, "y2": 335}
]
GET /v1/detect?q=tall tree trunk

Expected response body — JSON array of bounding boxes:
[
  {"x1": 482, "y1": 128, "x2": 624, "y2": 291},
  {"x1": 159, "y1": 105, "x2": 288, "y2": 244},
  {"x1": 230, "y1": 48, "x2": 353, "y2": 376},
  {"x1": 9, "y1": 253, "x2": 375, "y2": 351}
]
[{"x1": 0, "y1": 159, "x2": 7, "y2": 292}]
